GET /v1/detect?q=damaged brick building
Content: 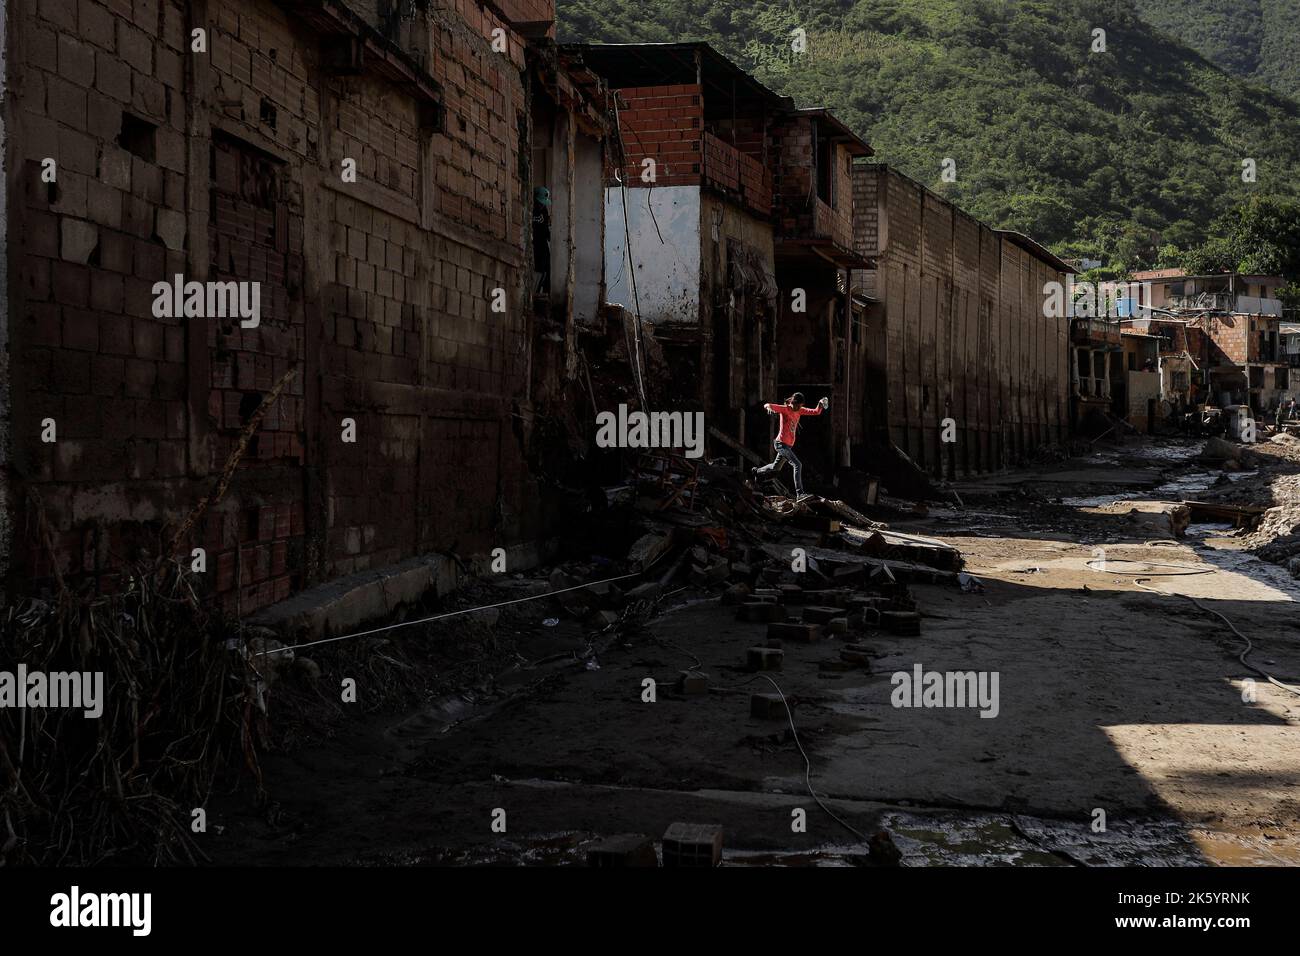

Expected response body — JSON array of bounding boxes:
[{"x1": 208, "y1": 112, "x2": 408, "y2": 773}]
[
  {"x1": 1, "y1": 8, "x2": 1079, "y2": 616},
  {"x1": 1, "y1": 0, "x2": 611, "y2": 611}
]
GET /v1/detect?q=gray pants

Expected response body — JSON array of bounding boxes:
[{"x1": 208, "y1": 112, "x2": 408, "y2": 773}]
[{"x1": 757, "y1": 441, "x2": 803, "y2": 495}]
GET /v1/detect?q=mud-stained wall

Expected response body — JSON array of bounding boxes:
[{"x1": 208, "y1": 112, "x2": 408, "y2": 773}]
[
  {"x1": 4, "y1": 0, "x2": 547, "y2": 609},
  {"x1": 700, "y1": 190, "x2": 776, "y2": 443},
  {"x1": 851, "y1": 164, "x2": 1068, "y2": 478},
  {"x1": 603, "y1": 184, "x2": 700, "y2": 325}
]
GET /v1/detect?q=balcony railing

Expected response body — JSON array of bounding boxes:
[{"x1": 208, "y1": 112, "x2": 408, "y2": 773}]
[
  {"x1": 1169, "y1": 293, "x2": 1283, "y2": 315},
  {"x1": 701, "y1": 131, "x2": 772, "y2": 217},
  {"x1": 1070, "y1": 317, "x2": 1122, "y2": 347},
  {"x1": 811, "y1": 198, "x2": 854, "y2": 253}
]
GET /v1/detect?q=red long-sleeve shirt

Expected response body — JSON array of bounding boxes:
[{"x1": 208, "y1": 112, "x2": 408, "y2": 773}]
[{"x1": 764, "y1": 402, "x2": 822, "y2": 446}]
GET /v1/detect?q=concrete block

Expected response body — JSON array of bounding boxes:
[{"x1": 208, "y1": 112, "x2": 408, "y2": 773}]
[
  {"x1": 827, "y1": 617, "x2": 849, "y2": 635},
  {"x1": 721, "y1": 582, "x2": 751, "y2": 605},
  {"x1": 662, "y1": 823, "x2": 723, "y2": 867},
  {"x1": 60, "y1": 219, "x2": 98, "y2": 263},
  {"x1": 746, "y1": 646, "x2": 783, "y2": 671},
  {"x1": 676, "y1": 670, "x2": 708, "y2": 696},
  {"x1": 586, "y1": 834, "x2": 658, "y2": 868},
  {"x1": 735, "y1": 601, "x2": 785, "y2": 623},
  {"x1": 839, "y1": 644, "x2": 872, "y2": 666},
  {"x1": 777, "y1": 583, "x2": 804, "y2": 603},
  {"x1": 801, "y1": 605, "x2": 841, "y2": 624},
  {"x1": 767, "y1": 621, "x2": 820, "y2": 643}
]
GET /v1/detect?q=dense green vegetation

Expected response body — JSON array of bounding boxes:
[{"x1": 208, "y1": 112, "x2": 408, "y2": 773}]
[
  {"x1": 559, "y1": 0, "x2": 1300, "y2": 281},
  {"x1": 1135, "y1": 0, "x2": 1300, "y2": 100}
]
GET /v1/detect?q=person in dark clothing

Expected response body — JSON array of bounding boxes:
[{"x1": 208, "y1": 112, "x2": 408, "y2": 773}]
[{"x1": 532, "y1": 186, "x2": 551, "y2": 294}]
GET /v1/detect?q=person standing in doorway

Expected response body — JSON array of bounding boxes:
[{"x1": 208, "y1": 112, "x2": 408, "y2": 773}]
[
  {"x1": 532, "y1": 186, "x2": 551, "y2": 295},
  {"x1": 752, "y1": 392, "x2": 828, "y2": 499}
]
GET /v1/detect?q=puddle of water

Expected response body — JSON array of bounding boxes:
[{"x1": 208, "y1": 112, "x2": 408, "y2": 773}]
[
  {"x1": 883, "y1": 810, "x2": 1300, "y2": 867},
  {"x1": 1062, "y1": 470, "x2": 1257, "y2": 509}
]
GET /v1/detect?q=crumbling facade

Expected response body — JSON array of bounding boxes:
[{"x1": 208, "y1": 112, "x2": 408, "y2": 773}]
[
  {"x1": 769, "y1": 108, "x2": 871, "y2": 486},
  {"x1": 563, "y1": 42, "x2": 787, "y2": 456},
  {"x1": 2, "y1": 0, "x2": 595, "y2": 610}
]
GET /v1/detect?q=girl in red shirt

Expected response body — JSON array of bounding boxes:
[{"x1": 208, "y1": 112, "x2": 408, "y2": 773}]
[{"x1": 753, "y1": 392, "x2": 828, "y2": 498}]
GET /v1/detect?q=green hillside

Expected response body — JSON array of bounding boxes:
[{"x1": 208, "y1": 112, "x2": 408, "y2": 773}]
[
  {"x1": 1135, "y1": 0, "x2": 1300, "y2": 100},
  {"x1": 559, "y1": 0, "x2": 1300, "y2": 275}
]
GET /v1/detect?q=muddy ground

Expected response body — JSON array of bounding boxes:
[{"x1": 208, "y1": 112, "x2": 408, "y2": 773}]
[{"x1": 208, "y1": 437, "x2": 1300, "y2": 866}]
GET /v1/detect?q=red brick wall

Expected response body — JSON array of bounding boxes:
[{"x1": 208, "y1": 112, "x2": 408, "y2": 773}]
[{"x1": 612, "y1": 84, "x2": 702, "y2": 188}]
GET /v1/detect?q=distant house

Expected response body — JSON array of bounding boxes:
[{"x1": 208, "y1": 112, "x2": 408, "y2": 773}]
[
  {"x1": 1119, "y1": 331, "x2": 1162, "y2": 432},
  {"x1": 1130, "y1": 269, "x2": 1285, "y2": 316}
]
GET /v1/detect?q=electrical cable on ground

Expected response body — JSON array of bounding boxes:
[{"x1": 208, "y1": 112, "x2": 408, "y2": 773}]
[
  {"x1": 706, "y1": 670, "x2": 870, "y2": 844},
  {"x1": 1132, "y1": 577, "x2": 1300, "y2": 698}
]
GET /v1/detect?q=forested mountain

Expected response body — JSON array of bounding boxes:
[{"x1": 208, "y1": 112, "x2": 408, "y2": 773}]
[
  {"x1": 1135, "y1": 0, "x2": 1300, "y2": 100},
  {"x1": 559, "y1": 0, "x2": 1300, "y2": 277}
]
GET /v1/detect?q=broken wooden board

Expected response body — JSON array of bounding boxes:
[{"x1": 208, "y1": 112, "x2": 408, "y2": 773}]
[
  {"x1": 1184, "y1": 500, "x2": 1267, "y2": 529},
  {"x1": 707, "y1": 425, "x2": 765, "y2": 466},
  {"x1": 627, "y1": 531, "x2": 675, "y2": 571},
  {"x1": 760, "y1": 542, "x2": 960, "y2": 585},
  {"x1": 840, "y1": 525, "x2": 963, "y2": 572}
]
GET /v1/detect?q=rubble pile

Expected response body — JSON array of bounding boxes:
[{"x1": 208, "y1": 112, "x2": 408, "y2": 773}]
[
  {"x1": 534, "y1": 452, "x2": 965, "y2": 658},
  {"x1": 1195, "y1": 433, "x2": 1300, "y2": 576}
]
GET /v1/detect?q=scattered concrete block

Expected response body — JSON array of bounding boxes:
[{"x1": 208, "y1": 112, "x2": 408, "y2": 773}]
[
  {"x1": 777, "y1": 584, "x2": 805, "y2": 603},
  {"x1": 801, "y1": 605, "x2": 842, "y2": 624},
  {"x1": 587, "y1": 581, "x2": 626, "y2": 609},
  {"x1": 746, "y1": 646, "x2": 783, "y2": 671},
  {"x1": 586, "y1": 609, "x2": 620, "y2": 628},
  {"x1": 722, "y1": 582, "x2": 752, "y2": 605},
  {"x1": 662, "y1": 823, "x2": 723, "y2": 867},
  {"x1": 677, "y1": 670, "x2": 709, "y2": 696},
  {"x1": 827, "y1": 617, "x2": 849, "y2": 635},
  {"x1": 839, "y1": 646, "x2": 871, "y2": 666},
  {"x1": 736, "y1": 601, "x2": 785, "y2": 623},
  {"x1": 627, "y1": 532, "x2": 674, "y2": 571},
  {"x1": 765, "y1": 637, "x2": 783, "y2": 649},
  {"x1": 586, "y1": 834, "x2": 658, "y2": 868},
  {"x1": 750, "y1": 692, "x2": 789, "y2": 720},
  {"x1": 767, "y1": 621, "x2": 820, "y2": 643},
  {"x1": 847, "y1": 595, "x2": 891, "y2": 611}
]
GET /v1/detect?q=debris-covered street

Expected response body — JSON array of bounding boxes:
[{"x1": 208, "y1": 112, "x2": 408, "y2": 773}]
[{"x1": 204, "y1": 433, "x2": 1300, "y2": 867}]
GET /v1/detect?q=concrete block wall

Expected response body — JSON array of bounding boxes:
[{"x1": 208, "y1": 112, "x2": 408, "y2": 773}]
[
  {"x1": 1205, "y1": 315, "x2": 1248, "y2": 366},
  {"x1": 4, "y1": 0, "x2": 545, "y2": 610},
  {"x1": 854, "y1": 164, "x2": 1068, "y2": 477}
]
